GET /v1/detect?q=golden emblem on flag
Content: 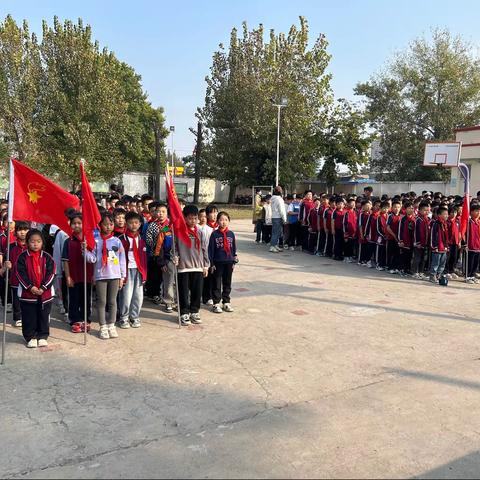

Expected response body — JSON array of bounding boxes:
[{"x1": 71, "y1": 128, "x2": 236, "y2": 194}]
[{"x1": 27, "y1": 182, "x2": 46, "y2": 204}]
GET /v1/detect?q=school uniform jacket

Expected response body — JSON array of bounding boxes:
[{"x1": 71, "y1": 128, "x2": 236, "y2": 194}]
[
  {"x1": 447, "y1": 218, "x2": 460, "y2": 247},
  {"x1": 366, "y1": 212, "x2": 380, "y2": 244},
  {"x1": 9, "y1": 241, "x2": 28, "y2": 287},
  {"x1": 308, "y1": 208, "x2": 320, "y2": 232},
  {"x1": 414, "y1": 215, "x2": 430, "y2": 249},
  {"x1": 376, "y1": 213, "x2": 388, "y2": 245},
  {"x1": 357, "y1": 212, "x2": 370, "y2": 244},
  {"x1": 467, "y1": 218, "x2": 480, "y2": 252},
  {"x1": 386, "y1": 213, "x2": 401, "y2": 241},
  {"x1": 398, "y1": 215, "x2": 415, "y2": 249},
  {"x1": 343, "y1": 208, "x2": 357, "y2": 239},
  {"x1": 16, "y1": 250, "x2": 56, "y2": 304},
  {"x1": 430, "y1": 219, "x2": 449, "y2": 253}
]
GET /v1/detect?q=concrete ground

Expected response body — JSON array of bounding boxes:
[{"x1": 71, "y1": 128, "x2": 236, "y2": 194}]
[{"x1": 1, "y1": 219, "x2": 480, "y2": 479}]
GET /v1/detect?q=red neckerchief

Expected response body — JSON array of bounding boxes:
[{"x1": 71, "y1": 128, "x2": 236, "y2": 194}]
[
  {"x1": 125, "y1": 230, "x2": 146, "y2": 280},
  {"x1": 29, "y1": 250, "x2": 42, "y2": 288},
  {"x1": 71, "y1": 232, "x2": 83, "y2": 242},
  {"x1": 114, "y1": 226, "x2": 126, "y2": 235},
  {"x1": 189, "y1": 226, "x2": 201, "y2": 251},
  {"x1": 207, "y1": 220, "x2": 217, "y2": 229},
  {"x1": 156, "y1": 218, "x2": 169, "y2": 228},
  {"x1": 16, "y1": 240, "x2": 27, "y2": 251},
  {"x1": 142, "y1": 212, "x2": 152, "y2": 222},
  {"x1": 101, "y1": 233, "x2": 114, "y2": 267},
  {"x1": 218, "y1": 227, "x2": 231, "y2": 255}
]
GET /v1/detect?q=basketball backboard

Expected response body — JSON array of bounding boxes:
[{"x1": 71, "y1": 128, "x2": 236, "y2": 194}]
[{"x1": 423, "y1": 142, "x2": 461, "y2": 167}]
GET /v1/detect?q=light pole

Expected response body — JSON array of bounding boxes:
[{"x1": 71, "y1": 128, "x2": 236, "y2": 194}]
[
  {"x1": 169, "y1": 125, "x2": 175, "y2": 176},
  {"x1": 272, "y1": 97, "x2": 288, "y2": 186}
]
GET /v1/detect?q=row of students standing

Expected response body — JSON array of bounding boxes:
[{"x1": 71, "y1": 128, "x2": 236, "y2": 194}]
[
  {"x1": 259, "y1": 190, "x2": 477, "y2": 285},
  {"x1": 1, "y1": 199, "x2": 239, "y2": 347}
]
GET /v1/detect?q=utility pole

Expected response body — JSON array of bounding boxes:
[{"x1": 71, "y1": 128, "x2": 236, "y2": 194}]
[
  {"x1": 153, "y1": 122, "x2": 161, "y2": 199},
  {"x1": 193, "y1": 122, "x2": 203, "y2": 204}
]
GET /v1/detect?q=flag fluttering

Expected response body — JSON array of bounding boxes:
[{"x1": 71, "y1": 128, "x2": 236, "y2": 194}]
[
  {"x1": 165, "y1": 167, "x2": 190, "y2": 247},
  {"x1": 460, "y1": 192, "x2": 470, "y2": 239},
  {"x1": 8, "y1": 159, "x2": 79, "y2": 233},
  {"x1": 80, "y1": 161, "x2": 101, "y2": 251}
]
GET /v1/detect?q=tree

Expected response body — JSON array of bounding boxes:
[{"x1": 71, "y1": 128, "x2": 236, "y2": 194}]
[
  {"x1": 0, "y1": 15, "x2": 41, "y2": 163},
  {"x1": 356, "y1": 29, "x2": 480, "y2": 180},
  {"x1": 199, "y1": 17, "x2": 333, "y2": 194},
  {"x1": 318, "y1": 99, "x2": 371, "y2": 187}
]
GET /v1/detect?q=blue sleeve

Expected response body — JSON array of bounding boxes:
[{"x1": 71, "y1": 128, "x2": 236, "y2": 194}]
[
  {"x1": 231, "y1": 232, "x2": 237, "y2": 257},
  {"x1": 61, "y1": 239, "x2": 69, "y2": 262},
  {"x1": 208, "y1": 232, "x2": 216, "y2": 264}
]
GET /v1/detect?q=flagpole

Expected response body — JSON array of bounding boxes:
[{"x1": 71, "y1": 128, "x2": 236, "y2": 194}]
[
  {"x1": 170, "y1": 224, "x2": 182, "y2": 329},
  {"x1": 80, "y1": 158, "x2": 88, "y2": 345},
  {"x1": 1, "y1": 159, "x2": 14, "y2": 365}
]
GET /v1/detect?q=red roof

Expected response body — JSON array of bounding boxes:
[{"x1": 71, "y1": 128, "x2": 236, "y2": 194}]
[{"x1": 454, "y1": 125, "x2": 480, "y2": 133}]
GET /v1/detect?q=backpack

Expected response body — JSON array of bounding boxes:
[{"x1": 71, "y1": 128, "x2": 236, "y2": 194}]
[{"x1": 439, "y1": 275, "x2": 448, "y2": 287}]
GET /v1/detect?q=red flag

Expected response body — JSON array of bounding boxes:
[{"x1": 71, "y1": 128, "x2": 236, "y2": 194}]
[
  {"x1": 460, "y1": 192, "x2": 470, "y2": 239},
  {"x1": 80, "y1": 161, "x2": 101, "y2": 251},
  {"x1": 165, "y1": 167, "x2": 191, "y2": 247},
  {"x1": 8, "y1": 159, "x2": 79, "y2": 233}
]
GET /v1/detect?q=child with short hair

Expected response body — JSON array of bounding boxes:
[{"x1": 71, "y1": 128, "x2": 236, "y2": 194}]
[
  {"x1": 466, "y1": 204, "x2": 480, "y2": 283},
  {"x1": 118, "y1": 212, "x2": 147, "y2": 328},
  {"x1": 62, "y1": 213, "x2": 94, "y2": 333},
  {"x1": 9, "y1": 221, "x2": 30, "y2": 327},
  {"x1": 113, "y1": 208, "x2": 127, "y2": 237},
  {"x1": 307, "y1": 198, "x2": 320, "y2": 253},
  {"x1": 209, "y1": 212, "x2": 237, "y2": 313},
  {"x1": 343, "y1": 197, "x2": 357, "y2": 263},
  {"x1": 85, "y1": 212, "x2": 126, "y2": 339},
  {"x1": 206, "y1": 204, "x2": 219, "y2": 230},
  {"x1": 175, "y1": 205, "x2": 209, "y2": 326},
  {"x1": 16, "y1": 229, "x2": 56, "y2": 348},
  {"x1": 331, "y1": 197, "x2": 346, "y2": 261},
  {"x1": 198, "y1": 209, "x2": 215, "y2": 306},
  {"x1": 386, "y1": 200, "x2": 401, "y2": 273},
  {"x1": 253, "y1": 199, "x2": 264, "y2": 243},
  {"x1": 429, "y1": 206, "x2": 449, "y2": 283},
  {"x1": 412, "y1": 202, "x2": 431, "y2": 279},
  {"x1": 398, "y1": 201, "x2": 416, "y2": 275},
  {"x1": 261, "y1": 195, "x2": 273, "y2": 244},
  {"x1": 357, "y1": 200, "x2": 372, "y2": 265},
  {"x1": 366, "y1": 199, "x2": 381, "y2": 268},
  {"x1": 323, "y1": 197, "x2": 336, "y2": 257},
  {"x1": 375, "y1": 201, "x2": 390, "y2": 271}
]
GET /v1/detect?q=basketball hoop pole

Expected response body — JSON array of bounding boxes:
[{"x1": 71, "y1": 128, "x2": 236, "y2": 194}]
[{"x1": 458, "y1": 163, "x2": 470, "y2": 282}]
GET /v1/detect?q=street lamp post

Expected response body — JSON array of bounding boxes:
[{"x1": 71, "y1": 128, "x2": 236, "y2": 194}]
[
  {"x1": 272, "y1": 97, "x2": 288, "y2": 186},
  {"x1": 169, "y1": 125, "x2": 175, "y2": 176}
]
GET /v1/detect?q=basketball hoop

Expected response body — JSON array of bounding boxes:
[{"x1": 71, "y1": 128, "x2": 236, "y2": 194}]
[{"x1": 423, "y1": 142, "x2": 461, "y2": 168}]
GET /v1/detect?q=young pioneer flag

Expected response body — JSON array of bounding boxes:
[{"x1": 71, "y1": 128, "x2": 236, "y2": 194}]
[
  {"x1": 8, "y1": 158, "x2": 79, "y2": 233},
  {"x1": 165, "y1": 167, "x2": 191, "y2": 247},
  {"x1": 80, "y1": 161, "x2": 101, "y2": 251},
  {"x1": 460, "y1": 190, "x2": 470, "y2": 238}
]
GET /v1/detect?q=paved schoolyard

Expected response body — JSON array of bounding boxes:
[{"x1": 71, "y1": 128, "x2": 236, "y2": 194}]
[{"x1": 1, "y1": 219, "x2": 480, "y2": 479}]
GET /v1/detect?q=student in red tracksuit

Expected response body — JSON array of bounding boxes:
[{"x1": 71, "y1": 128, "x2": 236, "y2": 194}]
[
  {"x1": 9, "y1": 221, "x2": 30, "y2": 328},
  {"x1": 323, "y1": 197, "x2": 336, "y2": 257},
  {"x1": 386, "y1": 200, "x2": 402, "y2": 273},
  {"x1": 397, "y1": 201, "x2": 416, "y2": 275},
  {"x1": 316, "y1": 196, "x2": 329, "y2": 256},
  {"x1": 307, "y1": 198, "x2": 320, "y2": 253},
  {"x1": 429, "y1": 206, "x2": 449, "y2": 283},
  {"x1": 412, "y1": 202, "x2": 431, "y2": 279},
  {"x1": 446, "y1": 205, "x2": 460, "y2": 278},
  {"x1": 343, "y1": 198, "x2": 357, "y2": 263},
  {"x1": 366, "y1": 199, "x2": 381, "y2": 268},
  {"x1": 331, "y1": 197, "x2": 346, "y2": 261},
  {"x1": 357, "y1": 199, "x2": 372, "y2": 265},
  {"x1": 375, "y1": 201, "x2": 389, "y2": 271},
  {"x1": 466, "y1": 204, "x2": 480, "y2": 283},
  {"x1": 16, "y1": 229, "x2": 56, "y2": 348},
  {"x1": 299, "y1": 191, "x2": 315, "y2": 251}
]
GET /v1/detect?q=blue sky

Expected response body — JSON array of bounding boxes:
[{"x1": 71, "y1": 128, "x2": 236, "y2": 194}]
[{"x1": 3, "y1": 0, "x2": 480, "y2": 155}]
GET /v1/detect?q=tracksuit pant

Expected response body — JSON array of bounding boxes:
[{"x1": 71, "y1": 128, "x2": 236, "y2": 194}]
[
  {"x1": 446, "y1": 245, "x2": 459, "y2": 274},
  {"x1": 467, "y1": 251, "x2": 480, "y2": 278},
  {"x1": 376, "y1": 243, "x2": 387, "y2": 268},
  {"x1": 333, "y1": 229, "x2": 344, "y2": 260},
  {"x1": 386, "y1": 240, "x2": 400, "y2": 271},
  {"x1": 400, "y1": 248, "x2": 413, "y2": 273},
  {"x1": 20, "y1": 300, "x2": 51, "y2": 342},
  {"x1": 212, "y1": 262, "x2": 234, "y2": 305},
  {"x1": 178, "y1": 271, "x2": 203, "y2": 316},
  {"x1": 68, "y1": 282, "x2": 92, "y2": 325},
  {"x1": 412, "y1": 247, "x2": 427, "y2": 275}
]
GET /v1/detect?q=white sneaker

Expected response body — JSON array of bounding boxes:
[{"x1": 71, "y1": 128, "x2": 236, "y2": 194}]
[
  {"x1": 213, "y1": 304, "x2": 223, "y2": 314},
  {"x1": 130, "y1": 319, "x2": 141, "y2": 328},
  {"x1": 366, "y1": 261, "x2": 374, "y2": 268},
  {"x1": 37, "y1": 339, "x2": 48, "y2": 347},
  {"x1": 290, "y1": 246, "x2": 295, "y2": 251},
  {"x1": 190, "y1": 313, "x2": 202, "y2": 324},
  {"x1": 59, "y1": 306, "x2": 66, "y2": 315},
  {"x1": 6, "y1": 304, "x2": 12, "y2": 313},
  {"x1": 180, "y1": 314, "x2": 191, "y2": 326},
  {"x1": 99, "y1": 325, "x2": 109, "y2": 340},
  {"x1": 269, "y1": 246, "x2": 279, "y2": 253},
  {"x1": 451, "y1": 273, "x2": 459, "y2": 280},
  {"x1": 388, "y1": 269, "x2": 396, "y2": 274},
  {"x1": 165, "y1": 305, "x2": 173, "y2": 313},
  {"x1": 119, "y1": 319, "x2": 130, "y2": 329},
  {"x1": 206, "y1": 299, "x2": 214, "y2": 306},
  {"x1": 466, "y1": 277, "x2": 475, "y2": 284},
  {"x1": 108, "y1": 325, "x2": 119, "y2": 338},
  {"x1": 26, "y1": 339, "x2": 37, "y2": 348},
  {"x1": 223, "y1": 303, "x2": 234, "y2": 313},
  {"x1": 412, "y1": 273, "x2": 421, "y2": 280},
  {"x1": 14, "y1": 320, "x2": 22, "y2": 327},
  {"x1": 376, "y1": 266, "x2": 385, "y2": 271}
]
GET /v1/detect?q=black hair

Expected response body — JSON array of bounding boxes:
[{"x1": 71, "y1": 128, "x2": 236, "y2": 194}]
[
  {"x1": 418, "y1": 201, "x2": 430, "y2": 210},
  {"x1": 448, "y1": 205, "x2": 458, "y2": 215},
  {"x1": 217, "y1": 211, "x2": 230, "y2": 222},
  {"x1": 26, "y1": 228, "x2": 44, "y2": 247},
  {"x1": 157, "y1": 202, "x2": 168, "y2": 210},
  {"x1": 380, "y1": 200, "x2": 390, "y2": 209},
  {"x1": 329, "y1": 196, "x2": 336, "y2": 203},
  {"x1": 199, "y1": 209, "x2": 206, "y2": 215},
  {"x1": 335, "y1": 196, "x2": 345, "y2": 204},
  {"x1": 141, "y1": 194, "x2": 153, "y2": 202},
  {"x1": 205, "y1": 204, "x2": 218, "y2": 215},
  {"x1": 115, "y1": 201, "x2": 126, "y2": 208},
  {"x1": 69, "y1": 212, "x2": 82, "y2": 224},
  {"x1": 404, "y1": 201, "x2": 413, "y2": 208},
  {"x1": 437, "y1": 206, "x2": 448, "y2": 216},
  {"x1": 15, "y1": 221, "x2": 30, "y2": 232},
  {"x1": 113, "y1": 208, "x2": 126, "y2": 218},
  {"x1": 183, "y1": 204, "x2": 199, "y2": 217},
  {"x1": 364, "y1": 186, "x2": 373, "y2": 193},
  {"x1": 125, "y1": 211, "x2": 143, "y2": 223},
  {"x1": 264, "y1": 194, "x2": 272, "y2": 201},
  {"x1": 99, "y1": 212, "x2": 114, "y2": 225},
  {"x1": 361, "y1": 199, "x2": 372, "y2": 206},
  {"x1": 471, "y1": 204, "x2": 480, "y2": 212},
  {"x1": 148, "y1": 201, "x2": 161, "y2": 210}
]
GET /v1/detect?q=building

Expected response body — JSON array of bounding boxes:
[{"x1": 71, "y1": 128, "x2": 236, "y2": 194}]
[{"x1": 453, "y1": 126, "x2": 480, "y2": 195}]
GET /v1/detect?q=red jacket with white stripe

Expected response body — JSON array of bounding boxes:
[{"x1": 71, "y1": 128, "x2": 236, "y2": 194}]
[{"x1": 16, "y1": 250, "x2": 56, "y2": 304}]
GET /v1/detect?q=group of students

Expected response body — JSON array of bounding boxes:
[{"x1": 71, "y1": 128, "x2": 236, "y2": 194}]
[
  {"x1": 0, "y1": 195, "x2": 238, "y2": 348},
  {"x1": 254, "y1": 186, "x2": 480, "y2": 284}
]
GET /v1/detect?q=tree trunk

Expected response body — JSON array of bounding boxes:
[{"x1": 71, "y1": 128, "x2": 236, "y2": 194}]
[{"x1": 228, "y1": 184, "x2": 237, "y2": 204}]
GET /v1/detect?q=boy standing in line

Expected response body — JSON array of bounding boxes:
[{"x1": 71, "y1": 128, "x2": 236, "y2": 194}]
[
  {"x1": 429, "y1": 206, "x2": 449, "y2": 283},
  {"x1": 375, "y1": 201, "x2": 390, "y2": 271},
  {"x1": 412, "y1": 202, "x2": 431, "y2": 279},
  {"x1": 323, "y1": 197, "x2": 336, "y2": 258},
  {"x1": 343, "y1": 197, "x2": 357, "y2": 263},
  {"x1": 331, "y1": 197, "x2": 346, "y2": 261},
  {"x1": 398, "y1": 201, "x2": 416, "y2": 276},
  {"x1": 466, "y1": 204, "x2": 480, "y2": 283},
  {"x1": 386, "y1": 200, "x2": 402, "y2": 273},
  {"x1": 357, "y1": 200, "x2": 372, "y2": 265},
  {"x1": 446, "y1": 205, "x2": 460, "y2": 279}
]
